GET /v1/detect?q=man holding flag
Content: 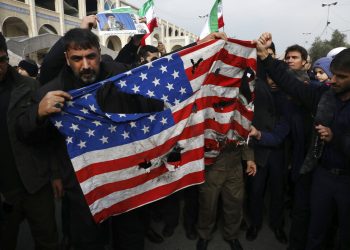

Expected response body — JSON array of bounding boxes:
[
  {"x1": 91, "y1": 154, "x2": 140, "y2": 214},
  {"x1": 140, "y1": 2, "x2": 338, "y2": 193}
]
[{"x1": 16, "y1": 21, "x2": 235, "y2": 249}]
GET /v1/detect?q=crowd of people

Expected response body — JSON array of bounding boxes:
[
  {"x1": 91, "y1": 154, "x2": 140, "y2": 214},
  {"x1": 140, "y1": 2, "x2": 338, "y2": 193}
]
[{"x1": 0, "y1": 14, "x2": 349, "y2": 250}]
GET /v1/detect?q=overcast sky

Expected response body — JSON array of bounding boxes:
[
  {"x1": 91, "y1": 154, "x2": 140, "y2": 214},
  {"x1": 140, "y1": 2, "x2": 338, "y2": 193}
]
[{"x1": 126, "y1": 0, "x2": 350, "y2": 55}]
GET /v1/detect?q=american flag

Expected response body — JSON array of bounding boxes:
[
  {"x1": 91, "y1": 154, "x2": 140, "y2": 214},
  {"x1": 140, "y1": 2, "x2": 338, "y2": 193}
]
[{"x1": 51, "y1": 38, "x2": 256, "y2": 223}]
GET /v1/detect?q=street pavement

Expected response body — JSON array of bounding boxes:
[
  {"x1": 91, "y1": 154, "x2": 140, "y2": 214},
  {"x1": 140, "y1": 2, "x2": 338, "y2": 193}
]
[{"x1": 17, "y1": 200, "x2": 288, "y2": 250}]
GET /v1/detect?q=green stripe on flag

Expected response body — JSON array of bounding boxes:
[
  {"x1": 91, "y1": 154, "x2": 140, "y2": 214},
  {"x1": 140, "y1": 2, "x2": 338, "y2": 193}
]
[
  {"x1": 110, "y1": 6, "x2": 137, "y2": 14},
  {"x1": 139, "y1": 0, "x2": 154, "y2": 17},
  {"x1": 209, "y1": 0, "x2": 220, "y2": 32}
]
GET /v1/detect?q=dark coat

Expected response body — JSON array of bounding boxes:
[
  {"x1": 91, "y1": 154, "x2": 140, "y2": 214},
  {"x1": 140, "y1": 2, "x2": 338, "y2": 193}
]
[
  {"x1": 5, "y1": 67, "x2": 55, "y2": 195},
  {"x1": 251, "y1": 78, "x2": 278, "y2": 167}
]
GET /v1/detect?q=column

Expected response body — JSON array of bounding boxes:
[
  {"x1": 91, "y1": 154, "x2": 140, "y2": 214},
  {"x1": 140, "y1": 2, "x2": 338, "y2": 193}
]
[
  {"x1": 55, "y1": 0, "x2": 65, "y2": 35},
  {"x1": 27, "y1": 0, "x2": 38, "y2": 36},
  {"x1": 78, "y1": 0, "x2": 87, "y2": 19},
  {"x1": 97, "y1": 0, "x2": 105, "y2": 13}
]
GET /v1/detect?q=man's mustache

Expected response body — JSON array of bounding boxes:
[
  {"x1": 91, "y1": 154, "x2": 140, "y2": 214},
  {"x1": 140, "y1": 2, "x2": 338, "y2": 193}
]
[{"x1": 80, "y1": 69, "x2": 96, "y2": 76}]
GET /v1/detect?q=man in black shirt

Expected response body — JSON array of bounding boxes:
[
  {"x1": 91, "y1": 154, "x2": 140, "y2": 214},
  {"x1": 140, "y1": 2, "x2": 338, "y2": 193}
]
[{"x1": 0, "y1": 32, "x2": 59, "y2": 250}]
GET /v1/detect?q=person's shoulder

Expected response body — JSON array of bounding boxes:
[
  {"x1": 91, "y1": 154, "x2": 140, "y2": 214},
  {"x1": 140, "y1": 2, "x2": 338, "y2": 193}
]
[
  {"x1": 10, "y1": 66, "x2": 39, "y2": 89},
  {"x1": 102, "y1": 61, "x2": 129, "y2": 76}
]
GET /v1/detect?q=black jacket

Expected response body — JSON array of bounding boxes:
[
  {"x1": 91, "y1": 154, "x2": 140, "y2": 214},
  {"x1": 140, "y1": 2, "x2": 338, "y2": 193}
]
[
  {"x1": 251, "y1": 78, "x2": 278, "y2": 167},
  {"x1": 3, "y1": 67, "x2": 55, "y2": 196}
]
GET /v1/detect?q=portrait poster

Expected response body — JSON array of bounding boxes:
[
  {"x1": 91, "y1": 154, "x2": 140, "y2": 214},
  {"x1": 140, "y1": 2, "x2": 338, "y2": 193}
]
[{"x1": 97, "y1": 12, "x2": 149, "y2": 35}]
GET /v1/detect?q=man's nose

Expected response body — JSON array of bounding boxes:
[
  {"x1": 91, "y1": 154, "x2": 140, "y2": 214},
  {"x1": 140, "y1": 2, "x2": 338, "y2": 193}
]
[{"x1": 82, "y1": 57, "x2": 89, "y2": 68}]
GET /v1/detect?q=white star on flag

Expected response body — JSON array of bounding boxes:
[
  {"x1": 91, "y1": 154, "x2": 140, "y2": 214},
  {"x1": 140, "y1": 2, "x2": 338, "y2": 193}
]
[
  {"x1": 129, "y1": 121, "x2": 137, "y2": 128},
  {"x1": 89, "y1": 104, "x2": 97, "y2": 112},
  {"x1": 92, "y1": 120, "x2": 102, "y2": 127},
  {"x1": 66, "y1": 136, "x2": 73, "y2": 144},
  {"x1": 172, "y1": 70, "x2": 179, "y2": 79},
  {"x1": 166, "y1": 83, "x2": 174, "y2": 91},
  {"x1": 66, "y1": 101, "x2": 74, "y2": 107},
  {"x1": 132, "y1": 85, "x2": 140, "y2": 93},
  {"x1": 82, "y1": 93, "x2": 92, "y2": 100},
  {"x1": 77, "y1": 140, "x2": 86, "y2": 149},
  {"x1": 54, "y1": 121, "x2": 63, "y2": 129},
  {"x1": 118, "y1": 80, "x2": 127, "y2": 88},
  {"x1": 140, "y1": 72, "x2": 148, "y2": 81},
  {"x1": 160, "y1": 117, "x2": 168, "y2": 125},
  {"x1": 141, "y1": 125, "x2": 150, "y2": 134},
  {"x1": 100, "y1": 136, "x2": 109, "y2": 144},
  {"x1": 147, "y1": 90, "x2": 155, "y2": 98},
  {"x1": 86, "y1": 129, "x2": 95, "y2": 137},
  {"x1": 148, "y1": 115, "x2": 156, "y2": 122},
  {"x1": 160, "y1": 65, "x2": 167, "y2": 73},
  {"x1": 108, "y1": 125, "x2": 117, "y2": 133},
  {"x1": 153, "y1": 78, "x2": 160, "y2": 86},
  {"x1": 121, "y1": 131, "x2": 130, "y2": 139},
  {"x1": 70, "y1": 123, "x2": 79, "y2": 132}
]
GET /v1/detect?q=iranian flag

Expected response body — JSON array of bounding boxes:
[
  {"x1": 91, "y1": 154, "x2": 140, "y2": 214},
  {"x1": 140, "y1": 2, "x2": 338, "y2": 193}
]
[
  {"x1": 139, "y1": 0, "x2": 158, "y2": 45},
  {"x1": 199, "y1": 0, "x2": 224, "y2": 39}
]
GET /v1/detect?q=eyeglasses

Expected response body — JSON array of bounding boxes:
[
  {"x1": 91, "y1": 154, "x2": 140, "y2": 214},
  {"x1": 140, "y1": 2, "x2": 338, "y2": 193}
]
[{"x1": 0, "y1": 55, "x2": 9, "y2": 64}]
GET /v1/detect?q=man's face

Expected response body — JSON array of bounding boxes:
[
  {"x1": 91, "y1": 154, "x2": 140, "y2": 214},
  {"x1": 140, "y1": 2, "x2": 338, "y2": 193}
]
[
  {"x1": 285, "y1": 51, "x2": 306, "y2": 70},
  {"x1": 108, "y1": 16, "x2": 116, "y2": 23},
  {"x1": 330, "y1": 68, "x2": 350, "y2": 95},
  {"x1": 65, "y1": 46, "x2": 101, "y2": 84},
  {"x1": 0, "y1": 50, "x2": 9, "y2": 81},
  {"x1": 17, "y1": 67, "x2": 30, "y2": 77}
]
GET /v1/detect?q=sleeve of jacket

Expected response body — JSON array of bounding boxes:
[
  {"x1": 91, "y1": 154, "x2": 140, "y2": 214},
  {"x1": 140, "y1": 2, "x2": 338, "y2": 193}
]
[
  {"x1": 114, "y1": 38, "x2": 139, "y2": 65},
  {"x1": 15, "y1": 85, "x2": 57, "y2": 144},
  {"x1": 38, "y1": 38, "x2": 66, "y2": 85},
  {"x1": 14, "y1": 81, "x2": 62, "y2": 180},
  {"x1": 257, "y1": 116, "x2": 290, "y2": 147},
  {"x1": 242, "y1": 145, "x2": 254, "y2": 161},
  {"x1": 261, "y1": 56, "x2": 328, "y2": 114}
]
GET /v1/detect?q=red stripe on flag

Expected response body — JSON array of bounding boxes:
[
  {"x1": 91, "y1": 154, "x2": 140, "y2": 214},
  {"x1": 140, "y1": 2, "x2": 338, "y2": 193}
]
[
  {"x1": 218, "y1": 16, "x2": 224, "y2": 29},
  {"x1": 178, "y1": 40, "x2": 219, "y2": 57},
  {"x1": 84, "y1": 147, "x2": 204, "y2": 206},
  {"x1": 217, "y1": 48, "x2": 257, "y2": 71},
  {"x1": 203, "y1": 73, "x2": 242, "y2": 87},
  {"x1": 141, "y1": 18, "x2": 158, "y2": 45},
  {"x1": 227, "y1": 38, "x2": 256, "y2": 49},
  {"x1": 75, "y1": 123, "x2": 205, "y2": 183},
  {"x1": 93, "y1": 170, "x2": 205, "y2": 223}
]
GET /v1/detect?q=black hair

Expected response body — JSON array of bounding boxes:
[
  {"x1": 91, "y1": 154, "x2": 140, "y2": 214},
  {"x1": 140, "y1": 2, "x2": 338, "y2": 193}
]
[
  {"x1": 63, "y1": 28, "x2": 100, "y2": 51},
  {"x1": 137, "y1": 45, "x2": 159, "y2": 62},
  {"x1": 0, "y1": 32, "x2": 8, "y2": 54},
  {"x1": 101, "y1": 54, "x2": 114, "y2": 63},
  {"x1": 330, "y1": 48, "x2": 350, "y2": 72},
  {"x1": 285, "y1": 44, "x2": 308, "y2": 61}
]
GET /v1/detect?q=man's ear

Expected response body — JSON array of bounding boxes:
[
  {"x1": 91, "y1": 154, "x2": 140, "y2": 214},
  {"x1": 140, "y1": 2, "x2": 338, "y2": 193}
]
[
  {"x1": 64, "y1": 52, "x2": 70, "y2": 66},
  {"x1": 302, "y1": 60, "x2": 306, "y2": 66}
]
